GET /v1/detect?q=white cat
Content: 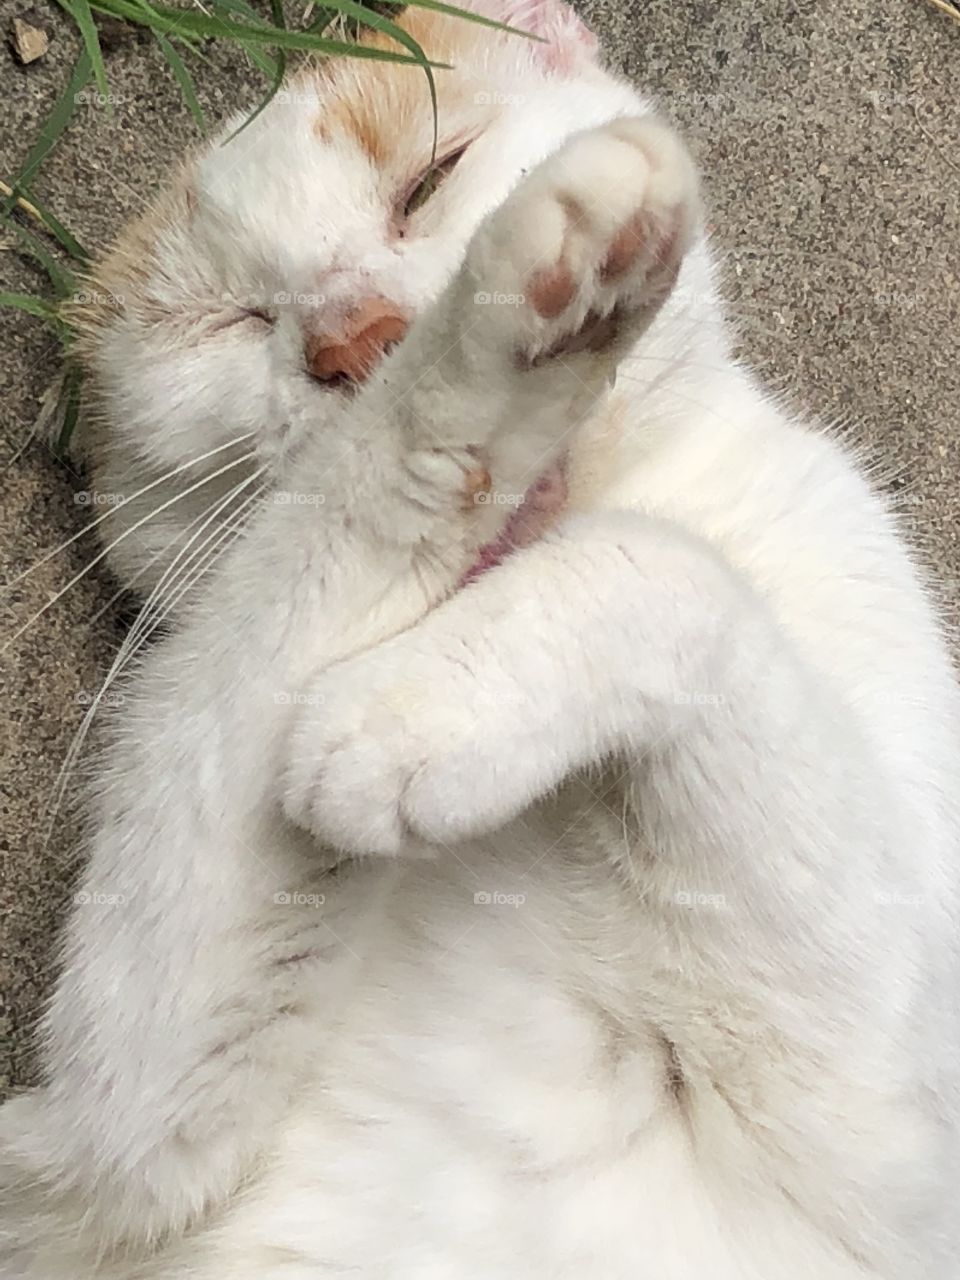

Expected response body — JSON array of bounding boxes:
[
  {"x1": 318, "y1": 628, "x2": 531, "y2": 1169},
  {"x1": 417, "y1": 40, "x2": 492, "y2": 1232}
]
[{"x1": 2, "y1": 2, "x2": 959, "y2": 1277}]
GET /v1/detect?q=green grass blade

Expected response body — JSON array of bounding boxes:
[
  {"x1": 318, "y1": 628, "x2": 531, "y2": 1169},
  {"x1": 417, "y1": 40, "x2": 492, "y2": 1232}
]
[
  {"x1": 89, "y1": 0, "x2": 279, "y2": 75},
  {"x1": 84, "y1": 0, "x2": 203, "y2": 35},
  {"x1": 5, "y1": 222, "x2": 79, "y2": 298},
  {"x1": 2, "y1": 50, "x2": 92, "y2": 212},
  {"x1": 206, "y1": 0, "x2": 278, "y2": 77},
  {"x1": 208, "y1": 0, "x2": 265, "y2": 20},
  {"x1": 222, "y1": 0, "x2": 287, "y2": 140},
  {"x1": 9, "y1": 186, "x2": 91, "y2": 262},
  {"x1": 242, "y1": 43, "x2": 279, "y2": 79},
  {"x1": 56, "y1": 0, "x2": 113, "y2": 115},
  {"x1": 156, "y1": 34, "x2": 206, "y2": 129},
  {"x1": 374, "y1": 0, "x2": 539, "y2": 38},
  {"x1": 83, "y1": 0, "x2": 177, "y2": 30},
  {"x1": 122, "y1": 0, "x2": 170, "y2": 25},
  {"x1": 131, "y1": 7, "x2": 450, "y2": 61},
  {"x1": 55, "y1": 363, "x2": 85, "y2": 457},
  {"x1": 170, "y1": 34, "x2": 214, "y2": 67},
  {"x1": 76, "y1": 0, "x2": 448, "y2": 63},
  {"x1": 131, "y1": 0, "x2": 209, "y2": 55},
  {"x1": 88, "y1": 0, "x2": 205, "y2": 52},
  {"x1": 0, "y1": 291, "x2": 62, "y2": 322}
]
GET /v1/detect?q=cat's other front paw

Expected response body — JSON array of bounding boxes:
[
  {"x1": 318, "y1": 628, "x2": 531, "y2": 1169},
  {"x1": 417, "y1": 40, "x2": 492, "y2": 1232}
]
[
  {"x1": 280, "y1": 643, "x2": 541, "y2": 857},
  {"x1": 280, "y1": 652, "x2": 465, "y2": 857}
]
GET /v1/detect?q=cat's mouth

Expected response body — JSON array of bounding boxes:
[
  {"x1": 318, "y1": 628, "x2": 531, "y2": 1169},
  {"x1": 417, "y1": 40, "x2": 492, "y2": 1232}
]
[{"x1": 460, "y1": 459, "x2": 568, "y2": 587}]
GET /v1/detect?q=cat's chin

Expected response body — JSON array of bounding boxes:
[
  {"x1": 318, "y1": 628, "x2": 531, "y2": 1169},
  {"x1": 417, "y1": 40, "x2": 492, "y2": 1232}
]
[{"x1": 460, "y1": 457, "x2": 567, "y2": 587}]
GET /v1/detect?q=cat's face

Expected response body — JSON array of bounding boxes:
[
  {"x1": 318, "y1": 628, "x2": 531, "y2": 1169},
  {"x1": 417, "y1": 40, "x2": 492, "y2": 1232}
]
[{"x1": 70, "y1": 0, "x2": 645, "y2": 592}]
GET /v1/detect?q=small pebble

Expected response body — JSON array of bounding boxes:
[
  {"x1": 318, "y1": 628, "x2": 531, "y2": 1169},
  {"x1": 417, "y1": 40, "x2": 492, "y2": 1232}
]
[{"x1": 10, "y1": 16, "x2": 49, "y2": 64}]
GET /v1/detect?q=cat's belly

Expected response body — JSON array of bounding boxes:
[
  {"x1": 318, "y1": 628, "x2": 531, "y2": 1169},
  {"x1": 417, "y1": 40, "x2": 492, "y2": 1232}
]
[
  {"x1": 167, "y1": 818, "x2": 877, "y2": 1280},
  {"x1": 195, "y1": 1043, "x2": 868, "y2": 1280},
  {"x1": 208, "y1": 1117, "x2": 867, "y2": 1280}
]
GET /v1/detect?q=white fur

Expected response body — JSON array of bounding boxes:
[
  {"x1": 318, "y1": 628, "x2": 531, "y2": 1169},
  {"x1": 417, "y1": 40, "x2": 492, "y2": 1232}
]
[{"x1": 2, "y1": 5, "x2": 959, "y2": 1277}]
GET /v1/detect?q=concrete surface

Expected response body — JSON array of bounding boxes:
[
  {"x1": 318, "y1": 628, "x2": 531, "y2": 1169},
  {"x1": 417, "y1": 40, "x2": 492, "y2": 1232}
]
[{"x1": 1, "y1": 0, "x2": 958, "y2": 1092}]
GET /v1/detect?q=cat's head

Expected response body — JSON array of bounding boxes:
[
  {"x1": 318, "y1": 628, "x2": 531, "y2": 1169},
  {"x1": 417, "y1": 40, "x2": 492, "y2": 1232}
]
[{"x1": 67, "y1": 0, "x2": 645, "y2": 593}]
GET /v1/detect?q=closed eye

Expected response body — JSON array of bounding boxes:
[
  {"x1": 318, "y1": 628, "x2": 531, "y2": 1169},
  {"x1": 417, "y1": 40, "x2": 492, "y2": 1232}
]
[
  {"x1": 400, "y1": 144, "x2": 471, "y2": 221},
  {"x1": 206, "y1": 307, "x2": 276, "y2": 335}
]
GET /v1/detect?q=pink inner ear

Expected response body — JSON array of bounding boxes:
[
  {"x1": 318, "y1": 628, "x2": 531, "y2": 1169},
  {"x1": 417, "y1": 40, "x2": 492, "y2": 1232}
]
[{"x1": 474, "y1": 0, "x2": 598, "y2": 69}]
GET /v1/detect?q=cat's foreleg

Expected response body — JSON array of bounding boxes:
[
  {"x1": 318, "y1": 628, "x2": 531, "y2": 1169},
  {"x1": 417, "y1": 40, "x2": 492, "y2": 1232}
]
[{"x1": 282, "y1": 510, "x2": 829, "y2": 853}]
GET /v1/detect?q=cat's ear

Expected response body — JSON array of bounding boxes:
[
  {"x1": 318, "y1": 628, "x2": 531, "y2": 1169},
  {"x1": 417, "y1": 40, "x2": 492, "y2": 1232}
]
[{"x1": 475, "y1": 0, "x2": 599, "y2": 71}]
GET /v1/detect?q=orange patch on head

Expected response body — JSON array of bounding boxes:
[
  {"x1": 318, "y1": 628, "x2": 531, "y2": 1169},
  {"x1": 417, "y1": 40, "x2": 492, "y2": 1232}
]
[{"x1": 314, "y1": 9, "x2": 499, "y2": 174}]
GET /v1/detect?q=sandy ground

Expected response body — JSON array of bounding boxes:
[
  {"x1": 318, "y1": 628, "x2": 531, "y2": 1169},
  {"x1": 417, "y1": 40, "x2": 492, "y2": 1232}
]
[{"x1": 1, "y1": 0, "x2": 958, "y2": 1091}]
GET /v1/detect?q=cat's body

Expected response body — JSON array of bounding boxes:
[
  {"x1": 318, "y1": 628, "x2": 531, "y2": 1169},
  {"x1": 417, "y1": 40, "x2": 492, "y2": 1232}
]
[{"x1": 2, "y1": 3, "x2": 959, "y2": 1277}]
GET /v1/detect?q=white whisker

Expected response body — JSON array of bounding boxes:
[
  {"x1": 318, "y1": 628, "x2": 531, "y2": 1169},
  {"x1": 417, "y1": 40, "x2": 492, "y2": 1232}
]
[
  {"x1": 112, "y1": 470, "x2": 268, "y2": 669},
  {"x1": 1, "y1": 432, "x2": 256, "y2": 593},
  {"x1": 2, "y1": 451, "x2": 258, "y2": 653},
  {"x1": 134, "y1": 488, "x2": 266, "y2": 640},
  {"x1": 45, "y1": 476, "x2": 268, "y2": 833},
  {"x1": 85, "y1": 469, "x2": 267, "y2": 630}
]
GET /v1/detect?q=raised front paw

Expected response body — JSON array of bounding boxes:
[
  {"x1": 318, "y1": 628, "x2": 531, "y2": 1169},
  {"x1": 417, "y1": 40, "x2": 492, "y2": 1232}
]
[
  {"x1": 381, "y1": 117, "x2": 700, "y2": 555},
  {"x1": 466, "y1": 115, "x2": 700, "y2": 378}
]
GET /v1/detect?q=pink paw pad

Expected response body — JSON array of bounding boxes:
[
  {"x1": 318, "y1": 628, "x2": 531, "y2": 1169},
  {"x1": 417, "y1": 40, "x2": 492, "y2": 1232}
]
[{"x1": 529, "y1": 263, "x2": 577, "y2": 319}]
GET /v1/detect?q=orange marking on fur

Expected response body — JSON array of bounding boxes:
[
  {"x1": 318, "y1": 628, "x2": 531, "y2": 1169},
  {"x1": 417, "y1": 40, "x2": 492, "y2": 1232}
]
[
  {"x1": 462, "y1": 464, "x2": 492, "y2": 509},
  {"x1": 320, "y1": 8, "x2": 495, "y2": 173},
  {"x1": 334, "y1": 96, "x2": 389, "y2": 167}
]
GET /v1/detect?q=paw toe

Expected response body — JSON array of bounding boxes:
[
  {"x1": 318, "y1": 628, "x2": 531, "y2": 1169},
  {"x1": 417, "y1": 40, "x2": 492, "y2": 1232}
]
[{"x1": 529, "y1": 261, "x2": 577, "y2": 319}]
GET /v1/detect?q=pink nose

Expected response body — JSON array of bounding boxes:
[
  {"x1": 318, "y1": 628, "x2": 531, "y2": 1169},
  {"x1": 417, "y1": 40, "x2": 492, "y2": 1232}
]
[{"x1": 304, "y1": 297, "x2": 410, "y2": 384}]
